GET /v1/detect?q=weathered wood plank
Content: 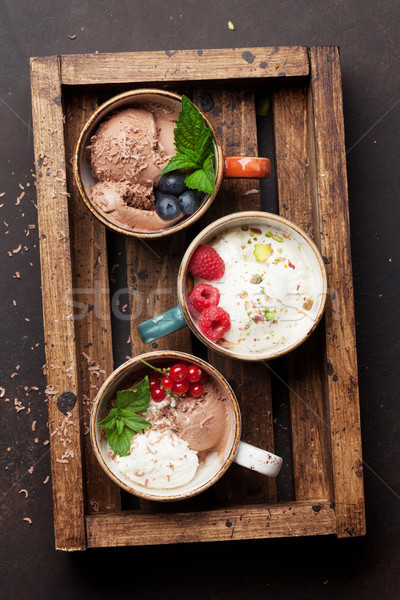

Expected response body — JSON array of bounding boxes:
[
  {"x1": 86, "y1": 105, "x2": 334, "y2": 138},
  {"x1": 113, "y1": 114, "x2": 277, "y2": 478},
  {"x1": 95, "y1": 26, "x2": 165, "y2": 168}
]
[
  {"x1": 65, "y1": 93, "x2": 121, "y2": 514},
  {"x1": 30, "y1": 57, "x2": 86, "y2": 551},
  {"x1": 86, "y1": 500, "x2": 335, "y2": 547},
  {"x1": 309, "y1": 47, "x2": 365, "y2": 537},
  {"x1": 126, "y1": 238, "x2": 192, "y2": 356},
  {"x1": 273, "y1": 86, "x2": 333, "y2": 501},
  {"x1": 193, "y1": 89, "x2": 277, "y2": 504},
  {"x1": 59, "y1": 47, "x2": 309, "y2": 86}
]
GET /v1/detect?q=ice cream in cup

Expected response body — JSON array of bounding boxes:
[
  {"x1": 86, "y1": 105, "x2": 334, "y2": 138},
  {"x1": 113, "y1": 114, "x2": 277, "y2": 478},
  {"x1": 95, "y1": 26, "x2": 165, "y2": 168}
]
[
  {"x1": 74, "y1": 89, "x2": 270, "y2": 238},
  {"x1": 138, "y1": 211, "x2": 327, "y2": 361},
  {"x1": 90, "y1": 351, "x2": 282, "y2": 501}
]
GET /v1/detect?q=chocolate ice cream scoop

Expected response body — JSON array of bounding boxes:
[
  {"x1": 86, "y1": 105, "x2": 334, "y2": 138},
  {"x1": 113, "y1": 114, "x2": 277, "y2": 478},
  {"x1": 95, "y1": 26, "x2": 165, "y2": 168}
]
[
  {"x1": 165, "y1": 384, "x2": 230, "y2": 452},
  {"x1": 89, "y1": 106, "x2": 176, "y2": 185}
]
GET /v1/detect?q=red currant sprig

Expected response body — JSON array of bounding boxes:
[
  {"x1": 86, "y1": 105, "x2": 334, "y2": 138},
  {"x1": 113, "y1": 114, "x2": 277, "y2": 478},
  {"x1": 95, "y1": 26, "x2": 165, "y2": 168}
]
[{"x1": 140, "y1": 359, "x2": 206, "y2": 400}]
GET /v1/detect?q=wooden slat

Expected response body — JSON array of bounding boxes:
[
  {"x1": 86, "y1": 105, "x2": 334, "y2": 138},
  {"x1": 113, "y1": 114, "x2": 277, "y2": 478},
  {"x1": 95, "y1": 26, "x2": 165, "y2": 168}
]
[
  {"x1": 193, "y1": 89, "x2": 276, "y2": 504},
  {"x1": 309, "y1": 47, "x2": 366, "y2": 537},
  {"x1": 126, "y1": 238, "x2": 192, "y2": 356},
  {"x1": 86, "y1": 500, "x2": 335, "y2": 547},
  {"x1": 273, "y1": 87, "x2": 333, "y2": 501},
  {"x1": 65, "y1": 93, "x2": 121, "y2": 514},
  {"x1": 59, "y1": 47, "x2": 309, "y2": 86},
  {"x1": 30, "y1": 57, "x2": 86, "y2": 551}
]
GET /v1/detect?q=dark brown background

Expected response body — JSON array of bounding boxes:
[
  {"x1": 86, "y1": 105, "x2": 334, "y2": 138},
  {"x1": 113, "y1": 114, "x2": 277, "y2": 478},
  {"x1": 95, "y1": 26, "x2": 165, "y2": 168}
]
[{"x1": 1, "y1": 1, "x2": 399, "y2": 598}]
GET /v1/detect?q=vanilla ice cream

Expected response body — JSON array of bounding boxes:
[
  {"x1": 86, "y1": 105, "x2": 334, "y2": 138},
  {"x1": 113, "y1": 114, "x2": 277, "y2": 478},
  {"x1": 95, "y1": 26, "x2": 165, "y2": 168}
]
[
  {"x1": 112, "y1": 427, "x2": 198, "y2": 489},
  {"x1": 191, "y1": 224, "x2": 323, "y2": 356}
]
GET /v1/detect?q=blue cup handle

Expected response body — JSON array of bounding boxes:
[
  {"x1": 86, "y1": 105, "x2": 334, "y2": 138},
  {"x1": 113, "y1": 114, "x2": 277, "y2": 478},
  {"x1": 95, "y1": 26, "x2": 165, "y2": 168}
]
[{"x1": 137, "y1": 306, "x2": 187, "y2": 344}]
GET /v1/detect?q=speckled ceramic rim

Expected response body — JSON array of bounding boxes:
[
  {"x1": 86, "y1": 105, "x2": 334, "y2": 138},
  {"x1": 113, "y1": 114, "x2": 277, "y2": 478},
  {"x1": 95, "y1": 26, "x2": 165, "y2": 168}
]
[
  {"x1": 90, "y1": 351, "x2": 241, "y2": 502},
  {"x1": 73, "y1": 89, "x2": 224, "y2": 239},
  {"x1": 178, "y1": 211, "x2": 328, "y2": 362}
]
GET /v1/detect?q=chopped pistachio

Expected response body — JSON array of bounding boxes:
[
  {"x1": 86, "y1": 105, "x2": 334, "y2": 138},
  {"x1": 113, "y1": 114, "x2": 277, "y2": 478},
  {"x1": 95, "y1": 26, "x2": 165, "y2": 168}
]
[
  {"x1": 254, "y1": 243, "x2": 272, "y2": 263},
  {"x1": 273, "y1": 235, "x2": 283, "y2": 242}
]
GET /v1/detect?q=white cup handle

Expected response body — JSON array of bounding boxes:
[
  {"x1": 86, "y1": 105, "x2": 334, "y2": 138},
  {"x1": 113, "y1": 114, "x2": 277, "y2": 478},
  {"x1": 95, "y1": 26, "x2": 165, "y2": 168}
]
[{"x1": 234, "y1": 440, "x2": 283, "y2": 477}]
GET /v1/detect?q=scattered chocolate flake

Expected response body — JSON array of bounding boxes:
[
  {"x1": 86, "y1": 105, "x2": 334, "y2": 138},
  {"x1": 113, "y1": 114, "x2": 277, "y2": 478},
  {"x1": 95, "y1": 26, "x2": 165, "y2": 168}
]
[
  {"x1": 0, "y1": 192, "x2": 5, "y2": 197},
  {"x1": 57, "y1": 391, "x2": 77, "y2": 415},
  {"x1": 0, "y1": 387, "x2": 5, "y2": 398},
  {"x1": 243, "y1": 189, "x2": 259, "y2": 196},
  {"x1": 28, "y1": 466, "x2": 34, "y2": 474},
  {"x1": 32, "y1": 421, "x2": 37, "y2": 431},
  {"x1": 68, "y1": 34, "x2": 76, "y2": 40},
  {"x1": 19, "y1": 489, "x2": 28, "y2": 498},
  {"x1": 23, "y1": 517, "x2": 32, "y2": 525},
  {"x1": 14, "y1": 271, "x2": 20, "y2": 279},
  {"x1": 43, "y1": 476, "x2": 50, "y2": 484}
]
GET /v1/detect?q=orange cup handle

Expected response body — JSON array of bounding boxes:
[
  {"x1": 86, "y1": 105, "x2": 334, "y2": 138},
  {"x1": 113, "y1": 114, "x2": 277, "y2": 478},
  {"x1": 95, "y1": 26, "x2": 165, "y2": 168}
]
[{"x1": 223, "y1": 156, "x2": 271, "y2": 179}]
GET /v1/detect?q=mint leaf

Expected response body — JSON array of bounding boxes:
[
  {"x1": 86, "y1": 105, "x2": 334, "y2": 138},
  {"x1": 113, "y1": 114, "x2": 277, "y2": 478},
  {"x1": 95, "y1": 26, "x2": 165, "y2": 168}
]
[
  {"x1": 107, "y1": 425, "x2": 134, "y2": 457},
  {"x1": 161, "y1": 95, "x2": 215, "y2": 194},
  {"x1": 195, "y1": 127, "x2": 214, "y2": 163},
  {"x1": 161, "y1": 154, "x2": 200, "y2": 174},
  {"x1": 185, "y1": 155, "x2": 215, "y2": 194},
  {"x1": 115, "y1": 376, "x2": 150, "y2": 413},
  {"x1": 99, "y1": 376, "x2": 151, "y2": 456},
  {"x1": 99, "y1": 409, "x2": 117, "y2": 430},
  {"x1": 174, "y1": 95, "x2": 205, "y2": 152},
  {"x1": 120, "y1": 408, "x2": 151, "y2": 432}
]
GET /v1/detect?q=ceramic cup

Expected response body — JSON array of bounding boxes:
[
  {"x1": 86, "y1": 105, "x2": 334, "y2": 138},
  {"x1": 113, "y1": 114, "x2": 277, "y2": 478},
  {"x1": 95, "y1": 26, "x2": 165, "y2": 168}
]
[
  {"x1": 90, "y1": 351, "x2": 283, "y2": 502},
  {"x1": 73, "y1": 89, "x2": 270, "y2": 239},
  {"x1": 138, "y1": 211, "x2": 327, "y2": 361}
]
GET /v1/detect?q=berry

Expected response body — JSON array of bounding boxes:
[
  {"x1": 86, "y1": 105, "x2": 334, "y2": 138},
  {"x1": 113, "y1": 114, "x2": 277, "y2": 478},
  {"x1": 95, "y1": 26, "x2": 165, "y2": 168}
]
[
  {"x1": 170, "y1": 363, "x2": 188, "y2": 382},
  {"x1": 187, "y1": 284, "x2": 220, "y2": 314},
  {"x1": 149, "y1": 377, "x2": 160, "y2": 390},
  {"x1": 178, "y1": 190, "x2": 201, "y2": 215},
  {"x1": 187, "y1": 364, "x2": 203, "y2": 383},
  {"x1": 161, "y1": 376, "x2": 173, "y2": 389},
  {"x1": 190, "y1": 383, "x2": 204, "y2": 398},
  {"x1": 155, "y1": 192, "x2": 181, "y2": 220},
  {"x1": 158, "y1": 172, "x2": 187, "y2": 196},
  {"x1": 198, "y1": 306, "x2": 231, "y2": 342},
  {"x1": 188, "y1": 245, "x2": 225, "y2": 280},
  {"x1": 172, "y1": 380, "x2": 189, "y2": 396},
  {"x1": 151, "y1": 387, "x2": 166, "y2": 402}
]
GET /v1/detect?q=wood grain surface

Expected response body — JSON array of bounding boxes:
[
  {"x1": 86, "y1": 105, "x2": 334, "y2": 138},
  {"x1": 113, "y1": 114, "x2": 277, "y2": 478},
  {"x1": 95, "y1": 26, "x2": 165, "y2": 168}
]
[
  {"x1": 59, "y1": 46, "x2": 309, "y2": 86},
  {"x1": 65, "y1": 93, "x2": 121, "y2": 514},
  {"x1": 273, "y1": 86, "x2": 333, "y2": 501},
  {"x1": 86, "y1": 499, "x2": 335, "y2": 547},
  {"x1": 193, "y1": 88, "x2": 277, "y2": 505},
  {"x1": 30, "y1": 57, "x2": 86, "y2": 550},
  {"x1": 309, "y1": 47, "x2": 365, "y2": 537}
]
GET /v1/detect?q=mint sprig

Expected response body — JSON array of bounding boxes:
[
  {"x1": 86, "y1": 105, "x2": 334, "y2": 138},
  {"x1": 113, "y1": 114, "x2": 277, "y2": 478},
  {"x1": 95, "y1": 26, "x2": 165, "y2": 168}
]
[
  {"x1": 161, "y1": 95, "x2": 216, "y2": 195},
  {"x1": 99, "y1": 376, "x2": 152, "y2": 457}
]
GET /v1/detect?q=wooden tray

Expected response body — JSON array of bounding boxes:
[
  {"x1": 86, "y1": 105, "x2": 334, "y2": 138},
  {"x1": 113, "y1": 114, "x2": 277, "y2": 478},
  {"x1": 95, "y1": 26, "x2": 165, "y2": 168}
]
[{"x1": 30, "y1": 46, "x2": 365, "y2": 551}]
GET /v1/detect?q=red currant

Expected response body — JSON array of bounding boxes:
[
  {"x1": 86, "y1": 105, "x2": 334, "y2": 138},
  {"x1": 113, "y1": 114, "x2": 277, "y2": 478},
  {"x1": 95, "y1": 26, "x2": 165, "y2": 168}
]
[
  {"x1": 190, "y1": 383, "x2": 204, "y2": 398},
  {"x1": 187, "y1": 364, "x2": 202, "y2": 383},
  {"x1": 151, "y1": 387, "x2": 166, "y2": 402},
  {"x1": 149, "y1": 377, "x2": 160, "y2": 390},
  {"x1": 170, "y1": 363, "x2": 188, "y2": 382},
  {"x1": 172, "y1": 380, "x2": 189, "y2": 396},
  {"x1": 161, "y1": 376, "x2": 173, "y2": 389}
]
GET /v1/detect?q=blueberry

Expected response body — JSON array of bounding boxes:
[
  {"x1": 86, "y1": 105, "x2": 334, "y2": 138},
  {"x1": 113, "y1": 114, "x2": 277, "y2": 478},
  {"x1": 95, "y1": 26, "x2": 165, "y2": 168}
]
[
  {"x1": 178, "y1": 189, "x2": 202, "y2": 215},
  {"x1": 155, "y1": 192, "x2": 181, "y2": 220},
  {"x1": 158, "y1": 172, "x2": 187, "y2": 196}
]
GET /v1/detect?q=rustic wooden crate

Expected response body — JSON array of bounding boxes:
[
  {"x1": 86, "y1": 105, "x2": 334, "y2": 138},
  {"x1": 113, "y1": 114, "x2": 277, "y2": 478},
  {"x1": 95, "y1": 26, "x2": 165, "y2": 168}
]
[{"x1": 30, "y1": 46, "x2": 365, "y2": 551}]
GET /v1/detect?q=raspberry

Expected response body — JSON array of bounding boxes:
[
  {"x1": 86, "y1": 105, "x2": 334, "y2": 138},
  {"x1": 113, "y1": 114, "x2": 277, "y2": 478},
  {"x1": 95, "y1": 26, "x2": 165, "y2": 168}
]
[
  {"x1": 198, "y1": 306, "x2": 231, "y2": 342},
  {"x1": 187, "y1": 284, "x2": 220, "y2": 314},
  {"x1": 188, "y1": 245, "x2": 225, "y2": 280}
]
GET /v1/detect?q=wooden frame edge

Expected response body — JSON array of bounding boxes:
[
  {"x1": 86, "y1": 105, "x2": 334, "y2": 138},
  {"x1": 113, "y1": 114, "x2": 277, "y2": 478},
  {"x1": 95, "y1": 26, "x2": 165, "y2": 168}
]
[
  {"x1": 86, "y1": 500, "x2": 336, "y2": 547},
  {"x1": 30, "y1": 56, "x2": 87, "y2": 551}
]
